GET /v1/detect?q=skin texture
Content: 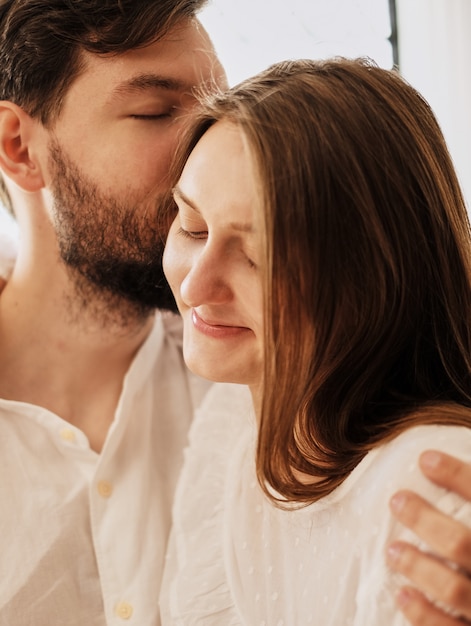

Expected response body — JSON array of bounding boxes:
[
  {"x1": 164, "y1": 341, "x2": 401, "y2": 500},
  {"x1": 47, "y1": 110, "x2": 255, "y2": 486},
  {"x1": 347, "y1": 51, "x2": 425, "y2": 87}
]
[{"x1": 388, "y1": 451, "x2": 471, "y2": 624}]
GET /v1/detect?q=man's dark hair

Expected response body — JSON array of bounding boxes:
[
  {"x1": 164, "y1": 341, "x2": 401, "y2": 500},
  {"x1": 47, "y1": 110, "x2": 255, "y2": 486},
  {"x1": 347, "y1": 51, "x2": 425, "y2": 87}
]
[{"x1": 0, "y1": 0, "x2": 207, "y2": 124}]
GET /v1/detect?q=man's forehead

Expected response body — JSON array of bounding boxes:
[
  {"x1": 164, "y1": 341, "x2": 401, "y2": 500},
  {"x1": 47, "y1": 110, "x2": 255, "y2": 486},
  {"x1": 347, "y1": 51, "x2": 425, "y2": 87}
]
[
  {"x1": 76, "y1": 37, "x2": 215, "y2": 92},
  {"x1": 64, "y1": 20, "x2": 223, "y2": 106},
  {"x1": 69, "y1": 49, "x2": 202, "y2": 105}
]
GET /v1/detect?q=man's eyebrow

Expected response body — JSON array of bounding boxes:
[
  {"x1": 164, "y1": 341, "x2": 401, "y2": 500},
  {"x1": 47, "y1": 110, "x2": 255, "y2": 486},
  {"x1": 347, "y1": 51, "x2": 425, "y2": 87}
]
[
  {"x1": 110, "y1": 73, "x2": 190, "y2": 100},
  {"x1": 173, "y1": 186, "x2": 254, "y2": 233}
]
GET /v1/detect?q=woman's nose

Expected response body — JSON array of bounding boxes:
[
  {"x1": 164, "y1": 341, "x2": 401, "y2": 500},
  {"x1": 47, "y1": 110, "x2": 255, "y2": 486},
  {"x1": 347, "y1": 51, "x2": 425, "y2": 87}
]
[{"x1": 180, "y1": 246, "x2": 233, "y2": 307}]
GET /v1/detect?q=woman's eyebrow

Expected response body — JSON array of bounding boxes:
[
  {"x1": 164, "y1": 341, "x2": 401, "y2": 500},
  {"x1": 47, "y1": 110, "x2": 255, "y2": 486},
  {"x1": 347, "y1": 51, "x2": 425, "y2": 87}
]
[{"x1": 173, "y1": 186, "x2": 201, "y2": 214}]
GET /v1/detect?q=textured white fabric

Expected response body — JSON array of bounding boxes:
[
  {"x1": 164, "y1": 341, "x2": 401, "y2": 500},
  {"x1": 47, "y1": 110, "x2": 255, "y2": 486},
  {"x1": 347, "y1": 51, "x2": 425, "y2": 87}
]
[
  {"x1": 0, "y1": 312, "x2": 211, "y2": 626},
  {"x1": 161, "y1": 386, "x2": 471, "y2": 626}
]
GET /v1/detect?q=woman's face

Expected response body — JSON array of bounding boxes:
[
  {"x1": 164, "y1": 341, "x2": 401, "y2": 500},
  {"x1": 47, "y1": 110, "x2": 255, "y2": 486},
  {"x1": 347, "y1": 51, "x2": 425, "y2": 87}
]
[{"x1": 163, "y1": 121, "x2": 264, "y2": 388}]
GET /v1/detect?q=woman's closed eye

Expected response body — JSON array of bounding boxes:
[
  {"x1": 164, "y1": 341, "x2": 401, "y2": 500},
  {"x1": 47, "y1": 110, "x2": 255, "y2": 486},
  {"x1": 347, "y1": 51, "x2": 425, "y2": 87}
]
[
  {"x1": 177, "y1": 226, "x2": 208, "y2": 240},
  {"x1": 177, "y1": 226, "x2": 257, "y2": 268}
]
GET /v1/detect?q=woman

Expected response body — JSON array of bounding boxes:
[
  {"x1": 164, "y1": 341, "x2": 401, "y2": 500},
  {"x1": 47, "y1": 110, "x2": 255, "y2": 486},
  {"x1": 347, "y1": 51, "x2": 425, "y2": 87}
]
[{"x1": 161, "y1": 57, "x2": 471, "y2": 624}]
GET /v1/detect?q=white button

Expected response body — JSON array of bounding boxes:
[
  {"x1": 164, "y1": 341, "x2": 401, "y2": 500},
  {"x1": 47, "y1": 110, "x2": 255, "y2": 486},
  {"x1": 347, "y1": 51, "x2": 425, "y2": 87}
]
[
  {"x1": 60, "y1": 428, "x2": 76, "y2": 442},
  {"x1": 97, "y1": 480, "x2": 113, "y2": 498},
  {"x1": 115, "y1": 602, "x2": 133, "y2": 620}
]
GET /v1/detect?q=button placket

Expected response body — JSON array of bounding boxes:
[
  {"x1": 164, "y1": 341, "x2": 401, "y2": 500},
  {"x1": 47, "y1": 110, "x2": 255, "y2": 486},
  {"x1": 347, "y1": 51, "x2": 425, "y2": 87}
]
[
  {"x1": 115, "y1": 601, "x2": 133, "y2": 620},
  {"x1": 59, "y1": 428, "x2": 77, "y2": 443},
  {"x1": 97, "y1": 480, "x2": 113, "y2": 498}
]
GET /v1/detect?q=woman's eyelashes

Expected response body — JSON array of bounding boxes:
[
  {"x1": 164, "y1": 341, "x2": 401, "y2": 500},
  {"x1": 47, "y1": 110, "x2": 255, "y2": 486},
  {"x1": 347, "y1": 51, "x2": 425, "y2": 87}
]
[
  {"x1": 177, "y1": 226, "x2": 208, "y2": 240},
  {"x1": 177, "y1": 226, "x2": 257, "y2": 269}
]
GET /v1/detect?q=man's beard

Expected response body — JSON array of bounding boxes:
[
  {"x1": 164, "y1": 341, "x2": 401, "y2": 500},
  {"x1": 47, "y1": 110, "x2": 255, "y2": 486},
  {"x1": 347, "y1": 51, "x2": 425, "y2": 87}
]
[{"x1": 48, "y1": 139, "x2": 177, "y2": 320}]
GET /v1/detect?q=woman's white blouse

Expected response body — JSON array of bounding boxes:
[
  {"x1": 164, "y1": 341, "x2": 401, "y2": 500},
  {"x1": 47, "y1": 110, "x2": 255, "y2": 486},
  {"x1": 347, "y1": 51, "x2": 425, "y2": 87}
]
[{"x1": 161, "y1": 383, "x2": 471, "y2": 626}]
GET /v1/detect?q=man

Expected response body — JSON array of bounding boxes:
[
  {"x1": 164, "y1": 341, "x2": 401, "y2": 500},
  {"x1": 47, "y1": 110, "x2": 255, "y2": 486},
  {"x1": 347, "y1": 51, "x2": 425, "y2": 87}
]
[{"x1": 0, "y1": 1, "x2": 225, "y2": 624}]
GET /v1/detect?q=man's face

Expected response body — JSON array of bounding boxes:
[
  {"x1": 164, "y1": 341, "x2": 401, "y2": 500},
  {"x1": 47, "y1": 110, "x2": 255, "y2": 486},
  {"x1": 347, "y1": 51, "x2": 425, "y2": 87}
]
[{"x1": 44, "y1": 18, "x2": 226, "y2": 314}]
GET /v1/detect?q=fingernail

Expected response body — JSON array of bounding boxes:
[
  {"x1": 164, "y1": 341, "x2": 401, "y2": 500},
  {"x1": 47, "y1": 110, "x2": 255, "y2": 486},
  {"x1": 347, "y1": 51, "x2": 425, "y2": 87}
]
[
  {"x1": 390, "y1": 491, "x2": 407, "y2": 513},
  {"x1": 420, "y1": 450, "x2": 442, "y2": 470},
  {"x1": 387, "y1": 543, "x2": 404, "y2": 564},
  {"x1": 396, "y1": 587, "x2": 413, "y2": 608}
]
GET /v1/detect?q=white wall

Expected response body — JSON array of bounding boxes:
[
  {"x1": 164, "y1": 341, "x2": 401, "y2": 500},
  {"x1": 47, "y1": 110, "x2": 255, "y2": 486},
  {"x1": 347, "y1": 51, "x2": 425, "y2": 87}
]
[
  {"x1": 396, "y1": 0, "x2": 471, "y2": 209},
  {"x1": 199, "y1": 0, "x2": 394, "y2": 86}
]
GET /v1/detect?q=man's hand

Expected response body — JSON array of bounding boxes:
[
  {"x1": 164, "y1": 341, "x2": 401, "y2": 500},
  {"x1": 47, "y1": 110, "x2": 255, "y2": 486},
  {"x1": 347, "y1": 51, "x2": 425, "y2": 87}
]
[{"x1": 387, "y1": 451, "x2": 471, "y2": 624}]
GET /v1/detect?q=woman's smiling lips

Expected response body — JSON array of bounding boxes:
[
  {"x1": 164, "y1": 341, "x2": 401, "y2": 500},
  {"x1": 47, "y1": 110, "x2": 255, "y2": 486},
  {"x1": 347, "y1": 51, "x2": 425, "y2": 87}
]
[{"x1": 191, "y1": 309, "x2": 252, "y2": 338}]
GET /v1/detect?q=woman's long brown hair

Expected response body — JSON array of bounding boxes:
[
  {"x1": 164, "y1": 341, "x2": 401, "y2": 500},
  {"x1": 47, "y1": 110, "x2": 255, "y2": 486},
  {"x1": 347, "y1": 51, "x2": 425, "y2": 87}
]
[{"x1": 166, "y1": 58, "x2": 471, "y2": 504}]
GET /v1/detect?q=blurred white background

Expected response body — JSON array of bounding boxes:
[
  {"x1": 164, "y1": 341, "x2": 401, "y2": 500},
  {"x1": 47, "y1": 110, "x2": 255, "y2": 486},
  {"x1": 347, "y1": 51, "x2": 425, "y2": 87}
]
[
  {"x1": 396, "y1": 0, "x2": 471, "y2": 210},
  {"x1": 199, "y1": 0, "x2": 394, "y2": 85}
]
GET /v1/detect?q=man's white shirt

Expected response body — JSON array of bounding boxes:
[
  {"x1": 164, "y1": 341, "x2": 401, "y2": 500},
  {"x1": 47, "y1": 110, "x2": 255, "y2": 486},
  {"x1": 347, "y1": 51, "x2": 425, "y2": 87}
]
[{"x1": 0, "y1": 311, "x2": 211, "y2": 626}]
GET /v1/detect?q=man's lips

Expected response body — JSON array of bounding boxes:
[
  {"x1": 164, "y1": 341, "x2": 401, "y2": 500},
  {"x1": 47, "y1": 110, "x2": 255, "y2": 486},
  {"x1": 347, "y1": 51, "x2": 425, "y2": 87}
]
[{"x1": 191, "y1": 309, "x2": 251, "y2": 338}]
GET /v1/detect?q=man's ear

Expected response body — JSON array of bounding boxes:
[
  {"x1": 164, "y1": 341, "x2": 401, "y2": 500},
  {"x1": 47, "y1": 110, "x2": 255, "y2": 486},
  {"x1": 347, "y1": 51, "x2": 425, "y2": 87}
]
[{"x1": 0, "y1": 101, "x2": 45, "y2": 192}]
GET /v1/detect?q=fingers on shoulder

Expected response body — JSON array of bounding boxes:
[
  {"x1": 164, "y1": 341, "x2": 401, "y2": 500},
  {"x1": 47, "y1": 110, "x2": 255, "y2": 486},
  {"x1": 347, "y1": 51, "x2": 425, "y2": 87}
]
[
  {"x1": 387, "y1": 542, "x2": 471, "y2": 621},
  {"x1": 395, "y1": 586, "x2": 469, "y2": 626},
  {"x1": 419, "y1": 451, "x2": 471, "y2": 500},
  {"x1": 391, "y1": 490, "x2": 471, "y2": 566}
]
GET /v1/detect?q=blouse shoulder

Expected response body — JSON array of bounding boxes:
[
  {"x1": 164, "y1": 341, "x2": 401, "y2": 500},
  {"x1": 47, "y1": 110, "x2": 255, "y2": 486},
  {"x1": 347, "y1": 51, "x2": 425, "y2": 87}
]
[{"x1": 160, "y1": 382, "x2": 253, "y2": 625}]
